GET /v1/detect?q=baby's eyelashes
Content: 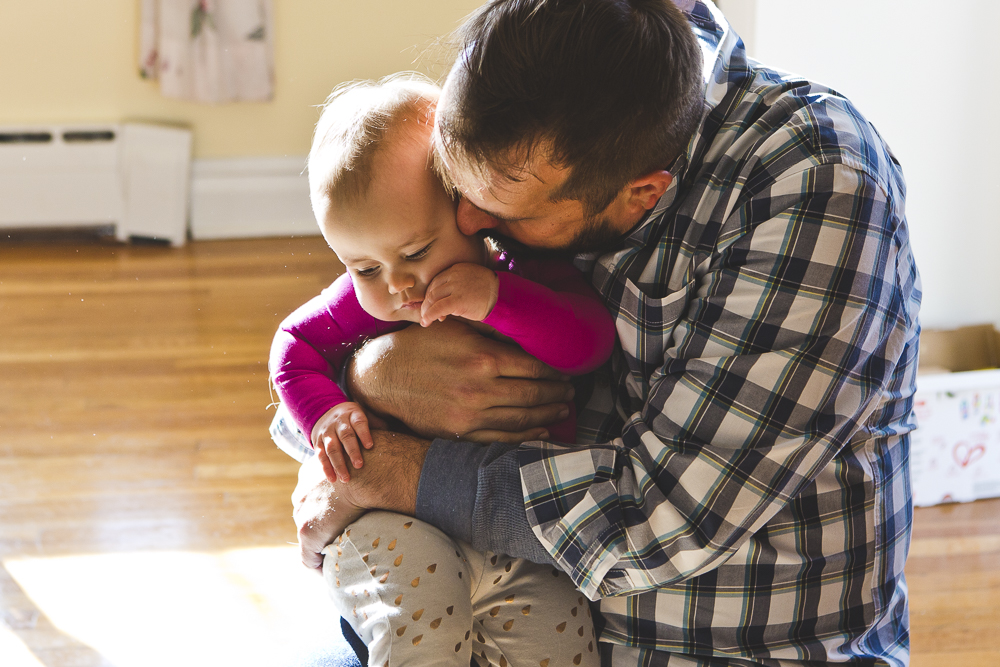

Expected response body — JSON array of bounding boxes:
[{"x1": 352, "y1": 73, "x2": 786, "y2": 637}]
[
  {"x1": 404, "y1": 243, "x2": 433, "y2": 260},
  {"x1": 354, "y1": 266, "x2": 380, "y2": 278}
]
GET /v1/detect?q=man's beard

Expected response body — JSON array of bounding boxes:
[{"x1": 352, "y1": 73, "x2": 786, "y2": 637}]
[
  {"x1": 483, "y1": 214, "x2": 626, "y2": 259},
  {"x1": 565, "y1": 214, "x2": 631, "y2": 254}
]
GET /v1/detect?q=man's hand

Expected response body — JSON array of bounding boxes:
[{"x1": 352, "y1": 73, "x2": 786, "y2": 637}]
[
  {"x1": 292, "y1": 455, "x2": 364, "y2": 571},
  {"x1": 292, "y1": 430, "x2": 431, "y2": 571},
  {"x1": 346, "y1": 318, "x2": 575, "y2": 443}
]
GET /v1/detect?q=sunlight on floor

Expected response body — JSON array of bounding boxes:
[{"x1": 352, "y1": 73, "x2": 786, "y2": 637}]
[
  {"x1": 0, "y1": 623, "x2": 45, "y2": 667},
  {"x1": 4, "y1": 547, "x2": 342, "y2": 667}
]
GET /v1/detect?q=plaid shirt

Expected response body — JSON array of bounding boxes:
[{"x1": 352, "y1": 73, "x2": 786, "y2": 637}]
[{"x1": 518, "y1": 3, "x2": 919, "y2": 665}]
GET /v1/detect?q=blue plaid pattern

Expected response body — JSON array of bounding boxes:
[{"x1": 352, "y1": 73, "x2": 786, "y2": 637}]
[{"x1": 517, "y1": 3, "x2": 919, "y2": 665}]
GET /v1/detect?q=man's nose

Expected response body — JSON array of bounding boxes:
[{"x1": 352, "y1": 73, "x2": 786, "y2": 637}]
[
  {"x1": 456, "y1": 198, "x2": 499, "y2": 236},
  {"x1": 387, "y1": 270, "x2": 415, "y2": 294}
]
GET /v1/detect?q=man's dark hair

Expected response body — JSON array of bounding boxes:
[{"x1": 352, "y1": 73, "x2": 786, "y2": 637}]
[{"x1": 435, "y1": 0, "x2": 705, "y2": 215}]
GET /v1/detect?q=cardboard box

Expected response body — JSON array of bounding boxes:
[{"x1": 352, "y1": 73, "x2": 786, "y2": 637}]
[{"x1": 912, "y1": 324, "x2": 1000, "y2": 506}]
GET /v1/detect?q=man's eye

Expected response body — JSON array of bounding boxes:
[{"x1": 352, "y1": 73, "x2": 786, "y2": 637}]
[
  {"x1": 355, "y1": 266, "x2": 380, "y2": 277},
  {"x1": 405, "y1": 244, "x2": 432, "y2": 260}
]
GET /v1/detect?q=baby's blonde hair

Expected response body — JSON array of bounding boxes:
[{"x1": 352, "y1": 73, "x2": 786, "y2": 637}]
[{"x1": 308, "y1": 73, "x2": 440, "y2": 221}]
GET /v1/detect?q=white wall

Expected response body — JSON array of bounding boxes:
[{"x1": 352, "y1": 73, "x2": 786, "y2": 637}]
[
  {"x1": 0, "y1": 0, "x2": 482, "y2": 159},
  {"x1": 726, "y1": 0, "x2": 1000, "y2": 330},
  {"x1": 714, "y1": 0, "x2": 756, "y2": 55}
]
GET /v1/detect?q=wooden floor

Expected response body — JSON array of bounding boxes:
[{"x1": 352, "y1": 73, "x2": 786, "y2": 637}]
[{"x1": 0, "y1": 236, "x2": 997, "y2": 666}]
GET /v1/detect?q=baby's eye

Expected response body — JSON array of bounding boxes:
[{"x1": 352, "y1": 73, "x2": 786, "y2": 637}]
[
  {"x1": 354, "y1": 266, "x2": 380, "y2": 277},
  {"x1": 405, "y1": 243, "x2": 432, "y2": 261}
]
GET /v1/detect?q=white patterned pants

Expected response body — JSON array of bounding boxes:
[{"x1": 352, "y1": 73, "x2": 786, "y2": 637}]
[{"x1": 324, "y1": 511, "x2": 600, "y2": 667}]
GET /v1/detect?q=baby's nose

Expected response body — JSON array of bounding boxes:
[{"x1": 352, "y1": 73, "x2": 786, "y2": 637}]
[{"x1": 387, "y1": 272, "x2": 415, "y2": 294}]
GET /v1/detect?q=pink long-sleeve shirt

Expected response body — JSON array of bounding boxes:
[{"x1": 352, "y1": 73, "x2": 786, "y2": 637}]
[{"x1": 269, "y1": 255, "x2": 616, "y2": 444}]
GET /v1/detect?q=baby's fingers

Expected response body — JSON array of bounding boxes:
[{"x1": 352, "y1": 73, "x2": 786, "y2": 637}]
[
  {"x1": 420, "y1": 295, "x2": 458, "y2": 327},
  {"x1": 337, "y1": 423, "x2": 365, "y2": 470},
  {"x1": 316, "y1": 446, "x2": 338, "y2": 485},
  {"x1": 419, "y1": 277, "x2": 454, "y2": 325},
  {"x1": 350, "y1": 412, "x2": 374, "y2": 450},
  {"x1": 322, "y1": 435, "x2": 352, "y2": 483}
]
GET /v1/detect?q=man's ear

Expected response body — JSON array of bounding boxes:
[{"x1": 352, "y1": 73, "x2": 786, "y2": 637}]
[{"x1": 623, "y1": 170, "x2": 673, "y2": 214}]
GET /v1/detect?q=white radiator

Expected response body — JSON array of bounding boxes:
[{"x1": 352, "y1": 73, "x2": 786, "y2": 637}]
[
  {"x1": 0, "y1": 123, "x2": 192, "y2": 246},
  {"x1": 190, "y1": 156, "x2": 316, "y2": 240}
]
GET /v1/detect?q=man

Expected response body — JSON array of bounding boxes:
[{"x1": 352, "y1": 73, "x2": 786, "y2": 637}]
[{"x1": 292, "y1": 1, "x2": 919, "y2": 664}]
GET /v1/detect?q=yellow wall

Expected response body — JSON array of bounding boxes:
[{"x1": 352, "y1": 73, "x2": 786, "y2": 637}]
[{"x1": 0, "y1": 0, "x2": 482, "y2": 158}]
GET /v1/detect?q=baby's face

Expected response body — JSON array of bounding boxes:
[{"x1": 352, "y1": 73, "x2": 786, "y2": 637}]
[{"x1": 321, "y1": 132, "x2": 485, "y2": 323}]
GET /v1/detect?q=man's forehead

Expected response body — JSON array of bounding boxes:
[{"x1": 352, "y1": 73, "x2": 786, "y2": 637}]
[
  {"x1": 432, "y1": 103, "x2": 567, "y2": 207},
  {"x1": 454, "y1": 168, "x2": 518, "y2": 203},
  {"x1": 451, "y1": 156, "x2": 567, "y2": 210}
]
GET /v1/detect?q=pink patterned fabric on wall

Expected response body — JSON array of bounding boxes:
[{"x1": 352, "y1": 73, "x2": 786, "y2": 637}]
[{"x1": 139, "y1": 0, "x2": 274, "y2": 104}]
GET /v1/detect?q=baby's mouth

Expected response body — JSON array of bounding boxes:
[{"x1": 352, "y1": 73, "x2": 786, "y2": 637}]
[{"x1": 400, "y1": 299, "x2": 423, "y2": 310}]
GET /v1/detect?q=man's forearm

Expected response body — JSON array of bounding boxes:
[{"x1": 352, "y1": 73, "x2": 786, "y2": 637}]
[
  {"x1": 349, "y1": 429, "x2": 432, "y2": 514},
  {"x1": 344, "y1": 335, "x2": 400, "y2": 424},
  {"x1": 344, "y1": 319, "x2": 574, "y2": 443}
]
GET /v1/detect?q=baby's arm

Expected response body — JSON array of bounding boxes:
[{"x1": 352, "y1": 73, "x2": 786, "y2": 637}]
[
  {"x1": 420, "y1": 260, "x2": 615, "y2": 374},
  {"x1": 270, "y1": 273, "x2": 401, "y2": 482}
]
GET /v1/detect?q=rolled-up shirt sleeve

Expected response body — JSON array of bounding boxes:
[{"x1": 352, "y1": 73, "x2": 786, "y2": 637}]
[{"x1": 415, "y1": 439, "x2": 557, "y2": 565}]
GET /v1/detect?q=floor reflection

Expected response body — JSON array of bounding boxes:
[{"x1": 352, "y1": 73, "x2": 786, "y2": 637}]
[
  {"x1": 1, "y1": 561, "x2": 114, "y2": 667},
  {"x1": 1, "y1": 547, "x2": 342, "y2": 667}
]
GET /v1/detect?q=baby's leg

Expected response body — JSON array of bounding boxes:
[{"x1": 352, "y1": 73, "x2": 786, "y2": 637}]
[
  {"x1": 469, "y1": 554, "x2": 599, "y2": 667},
  {"x1": 323, "y1": 511, "x2": 479, "y2": 667}
]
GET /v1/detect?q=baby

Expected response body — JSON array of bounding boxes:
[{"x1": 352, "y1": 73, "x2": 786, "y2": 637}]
[{"x1": 269, "y1": 74, "x2": 613, "y2": 667}]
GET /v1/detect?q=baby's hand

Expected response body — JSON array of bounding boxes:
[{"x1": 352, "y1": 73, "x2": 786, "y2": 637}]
[
  {"x1": 311, "y1": 402, "x2": 374, "y2": 484},
  {"x1": 420, "y1": 263, "x2": 499, "y2": 327}
]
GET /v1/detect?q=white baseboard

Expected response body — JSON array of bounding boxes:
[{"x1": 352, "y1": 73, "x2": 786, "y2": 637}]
[{"x1": 190, "y1": 156, "x2": 320, "y2": 239}]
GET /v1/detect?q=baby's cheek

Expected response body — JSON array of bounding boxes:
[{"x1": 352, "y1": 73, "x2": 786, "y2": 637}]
[
  {"x1": 359, "y1": 290, "x2": 422, "y2": 324},
  {"x1": 355, "y1": 288, "x2": 392, "y2": 321}
]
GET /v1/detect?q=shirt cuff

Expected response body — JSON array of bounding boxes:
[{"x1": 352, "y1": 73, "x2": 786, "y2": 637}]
[
  {"x1": 415, "y1": 439, "x2": 555, "y2": 565},
  {"x1": 415, "y1": 438, "x2": 494, "y2": 543}
]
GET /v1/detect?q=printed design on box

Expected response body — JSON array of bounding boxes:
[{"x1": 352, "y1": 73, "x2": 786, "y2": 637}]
[
  {"x1": 912, "y1": 386, "x2": 1000, "y2": 506},
  {"x1": 953, "y1": 440, "x2": 986, "y2": 468}
]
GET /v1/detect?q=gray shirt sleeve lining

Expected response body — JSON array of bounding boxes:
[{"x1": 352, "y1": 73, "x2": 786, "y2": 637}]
[{"x1": 415, "y1": 439, "x2": 556, "y2": 565}]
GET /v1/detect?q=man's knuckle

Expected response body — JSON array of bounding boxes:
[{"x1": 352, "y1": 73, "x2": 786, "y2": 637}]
[
  {"x1": 468, "y1": 351, "x2": 497, "y2": 376},
  {"x1": 437, "y1": 406, "x2": 472, "y2": 433},
  {"x1": 445, "y1": 406, "x2": 473, "y2": 431}
]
